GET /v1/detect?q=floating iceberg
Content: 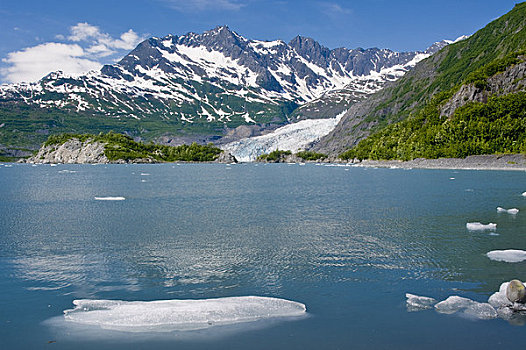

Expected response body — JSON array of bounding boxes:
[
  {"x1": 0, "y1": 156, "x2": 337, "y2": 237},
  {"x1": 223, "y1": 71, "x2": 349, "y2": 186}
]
[
  {"x1": 94, "y1": 197, "x2": 126, "y2": 201},
  {"x1": 466, "y1": 222, "x2": 496, "y2": 231},
  {"x1": 63, "y1": 296, "x2": 306, "y2": 332},
  {"x1": 434, "y1": 296, "x2": 476, "y2": 314},
  {"x1": 406, "y1": 280, "x2": 526, "y2": 322},
  {"x1": 405, "y1": 293, "x2": 436, "y2": 311},
  {"x1": 522, "y1": 192, "x2": 526, "y2": 197},
  {"x1": 486, "y1": 250, "x2": 526, "y2": 263},
  {"x1": 497, "y1": 207, "x2": 519, "y2": 214}
]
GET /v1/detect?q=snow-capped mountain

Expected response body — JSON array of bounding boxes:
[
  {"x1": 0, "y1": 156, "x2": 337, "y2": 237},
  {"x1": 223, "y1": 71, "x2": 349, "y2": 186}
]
[{"x1": 0, "y1": 26, "x2": 450, "y2": 146}]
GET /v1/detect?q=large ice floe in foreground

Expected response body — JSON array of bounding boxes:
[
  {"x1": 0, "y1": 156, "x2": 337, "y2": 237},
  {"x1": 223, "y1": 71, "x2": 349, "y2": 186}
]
[
  {"x1": 63, "y1": 296, "x2": 306, "y2": 332},
  {"x1": 406, "y1": 281, "x2": 526, "y2": 324}
]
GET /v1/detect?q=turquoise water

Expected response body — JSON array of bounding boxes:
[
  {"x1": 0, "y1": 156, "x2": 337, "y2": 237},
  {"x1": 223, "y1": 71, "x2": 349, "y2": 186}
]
[{"x1": 1, "y1": 163, "x2": 525, "y2": 349}]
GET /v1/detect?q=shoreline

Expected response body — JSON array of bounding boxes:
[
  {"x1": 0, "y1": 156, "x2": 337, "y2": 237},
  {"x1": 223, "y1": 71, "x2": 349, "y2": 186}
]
[
  {"x1": 7, "y1": 154, "x2": 526, "y2": 171},
  {"x1": 350, "y1": 154, "x2": 526, "y2": 171}
]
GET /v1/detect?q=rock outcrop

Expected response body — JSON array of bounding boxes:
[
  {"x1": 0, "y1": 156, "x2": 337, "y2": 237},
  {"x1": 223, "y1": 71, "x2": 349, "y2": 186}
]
[{"x1": 26, "y1": 139, "x2": 109, "y2": 164}]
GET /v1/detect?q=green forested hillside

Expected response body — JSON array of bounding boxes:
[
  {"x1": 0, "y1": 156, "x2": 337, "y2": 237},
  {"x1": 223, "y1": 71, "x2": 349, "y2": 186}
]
[{"x1": 317, "y1": 2, "x2": 526, "y2": 157}]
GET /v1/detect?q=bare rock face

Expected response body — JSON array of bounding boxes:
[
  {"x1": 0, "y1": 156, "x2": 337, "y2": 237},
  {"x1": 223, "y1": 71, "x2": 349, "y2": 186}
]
[
  {"x1": 440, "y1": 58, "x2": 526, "y2": 119},
  {"x1": 215, "y1": 151, "x2": 238, "y2": 163},
  {"x1": 27, "y1": 139, "x2": 109, "y2": 164}
]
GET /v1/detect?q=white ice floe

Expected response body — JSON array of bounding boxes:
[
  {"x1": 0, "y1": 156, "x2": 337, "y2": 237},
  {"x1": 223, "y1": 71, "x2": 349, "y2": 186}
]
[
  {"x1": 434, "y1": 296, "x2": 476, "y2": 314},
  {"x1": 486, "y1": 250, "x2": 526, "y2": 263},
  {"x1": 466, "y1": 222, "x2": 497, "y2": 231},
  {"x1": 140, "y1": 173, "x2": 150, "y2": 176},
  {"x1": 488, "y1": 281, "x2": 526, "y2": 312},
  {"x1": 63, "y1": 296, "x2": 306, "y2": 332},
  {"x1": 497, "y1": 207, "x2": 519, "y2": 215},
  {"x1": 405, "y1": 293, "x2": 436, "y2": 311},
  {"x1": 94, "y1": 197, "x2": 126, "y2": 201},
  {"x1": 406, "y1": 294, "x2": 498, "y2": 320},
  {"x1": 407, "y1": 280, "x2": 526, "y2": 321},
  {"x1": 522, "y1": 192, "x2": 526, "y2": 197}
]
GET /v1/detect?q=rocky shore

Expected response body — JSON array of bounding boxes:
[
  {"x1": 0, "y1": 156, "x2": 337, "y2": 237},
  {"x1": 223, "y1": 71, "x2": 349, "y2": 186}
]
[
  {"x1": 351, "y1": 154, "x2": 526, "y2": 171},
  {"x1": 24, "y1": 138, "x2": 237, "y2": 164}
]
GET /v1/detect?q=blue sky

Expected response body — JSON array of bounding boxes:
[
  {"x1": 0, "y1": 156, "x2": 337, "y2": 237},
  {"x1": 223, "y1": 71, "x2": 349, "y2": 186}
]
[{"x1": 0, "y1": 0, "x2": 521, "y2": 83}]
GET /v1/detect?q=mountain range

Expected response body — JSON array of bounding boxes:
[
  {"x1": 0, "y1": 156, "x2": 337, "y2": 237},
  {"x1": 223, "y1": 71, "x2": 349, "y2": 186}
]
[{"x1": 0, "y1": 26, "x2": 450, "y2": 156}]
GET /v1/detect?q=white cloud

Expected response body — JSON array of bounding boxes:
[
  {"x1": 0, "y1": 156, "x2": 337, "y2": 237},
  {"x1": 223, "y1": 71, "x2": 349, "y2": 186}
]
[
  {"x1": 1, "y1": 23, "x2": 144, "y2": 84},
  {"x1": 1, "y1": 43, "x2": 101, "y2": 83},
  {"x1": 68, "y1": 23, "x2": 141, "y2": 56},
  {"x1": 163, "y1": 0, "x2": 246, "y2": 12},
  {"x1": 319, "y1": 2, "x2": 352, "y2": 17}
]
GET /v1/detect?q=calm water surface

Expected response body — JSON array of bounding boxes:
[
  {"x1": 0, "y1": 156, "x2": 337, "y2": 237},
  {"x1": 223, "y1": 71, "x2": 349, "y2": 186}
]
[{"x1": 1, "y1": 163, "x2": 525, "y2": 349}]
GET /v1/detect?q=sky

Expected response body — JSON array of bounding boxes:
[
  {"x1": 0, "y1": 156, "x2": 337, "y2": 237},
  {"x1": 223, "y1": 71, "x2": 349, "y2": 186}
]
[{"x1": 0, "y1": 0, "x2": 521, "y2": 84}]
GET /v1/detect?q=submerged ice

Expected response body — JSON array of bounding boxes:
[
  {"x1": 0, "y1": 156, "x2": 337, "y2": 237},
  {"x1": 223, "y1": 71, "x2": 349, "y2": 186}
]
[{"x1": 63, "y1": 296, "x2": 306, "y2": 332}]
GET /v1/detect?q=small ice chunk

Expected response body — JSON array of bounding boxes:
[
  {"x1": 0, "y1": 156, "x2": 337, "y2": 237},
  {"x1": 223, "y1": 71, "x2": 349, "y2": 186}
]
[
  {"x1": 486, "y1": 250, "x2": 526, "y2": 263},
  {"x1": 406, "y1": 293, "x2": 437, "y2": 311},
  {"x1": 94, "y1": 197, "x2": 126, "y2": 201},
  {"x1": 522, "y1": 192, "x2": 526, "y2": 197},
  {"x1": 434, "y1": 296, "x2": 475, "y2": 314},
  {"x1": 466, "y1": 222, "x2": 496, "y2": 230},
  {"x1": 63, "y1": 296, "x2": 306, "y2": 332},
  {"x1": 140, "y1": 173, "x2": 150, "y2": 176},
  {"x1": 497, "y1": 207, "x2": 519, "y2": 214},
  {"x1": 463, "y1": 303, "x2": 498, "y2": 320},
  {"x1": 488, "y1": 282, "x2": 512, "y2": 308}
]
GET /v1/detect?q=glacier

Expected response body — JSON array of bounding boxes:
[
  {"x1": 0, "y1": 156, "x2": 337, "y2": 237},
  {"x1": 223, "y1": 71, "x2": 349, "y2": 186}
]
[{"x1": 221, "y1": 111, "x2": 345, "y2": 162}]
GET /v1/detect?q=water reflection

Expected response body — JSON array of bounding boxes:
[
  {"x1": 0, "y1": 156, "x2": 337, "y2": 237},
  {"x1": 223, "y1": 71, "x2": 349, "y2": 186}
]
[{"x1": 2, "y1": 164, "x2": 526, "y2": 300}]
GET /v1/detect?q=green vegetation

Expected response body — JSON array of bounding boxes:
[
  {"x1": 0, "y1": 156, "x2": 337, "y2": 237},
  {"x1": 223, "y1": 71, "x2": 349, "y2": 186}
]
[
  {"x1": 295, "y1": 150, "x2": 327, "y2": 161},
  {"x1": 342, "y1": 3, "x2": 526, "y2": 149},
  {"x1": 339, "y1": 24, "x2": 526, "y2": 162},
  {"x1": 0, "y1": 155, "x2": 19, "y2": 162},
  {"x1": 257, "y1": 149, "x2": 291, "y2": 162},
  {"x1": 341, "y1": 92, "x2": 526, "y2": 160},
  {"x1": 44, "y1": 132, "x2": 222, "y2": 162},
  {"x1": 464, "y1": 51, "x2": 525, "y2": 89}
]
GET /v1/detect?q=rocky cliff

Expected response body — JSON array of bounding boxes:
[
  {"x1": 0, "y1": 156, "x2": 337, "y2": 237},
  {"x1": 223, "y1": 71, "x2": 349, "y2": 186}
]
[{"x1": 26, "y1": 139, "x2": 110, "y2": 164}]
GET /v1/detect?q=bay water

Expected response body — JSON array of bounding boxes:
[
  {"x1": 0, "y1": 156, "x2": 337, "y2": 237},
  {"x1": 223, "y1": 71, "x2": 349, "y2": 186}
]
[{"x1": 1, "y1": 163, "x2": 525, "y2": 349}]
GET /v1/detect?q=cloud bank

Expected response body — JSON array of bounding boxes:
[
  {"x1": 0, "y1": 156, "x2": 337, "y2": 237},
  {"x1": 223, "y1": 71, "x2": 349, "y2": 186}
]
[{"x1": 1, "y1": 23, "x2": 144, "y2": 84}]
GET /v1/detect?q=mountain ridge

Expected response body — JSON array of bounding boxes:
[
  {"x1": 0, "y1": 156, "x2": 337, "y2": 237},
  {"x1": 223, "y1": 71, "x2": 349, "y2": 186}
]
[
  {"x1": 0, "y1": 26, "x2": 448, "y2": 153},
  {"x1": 312, "y1": 2, "x2": 526, "y2": 156}
]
